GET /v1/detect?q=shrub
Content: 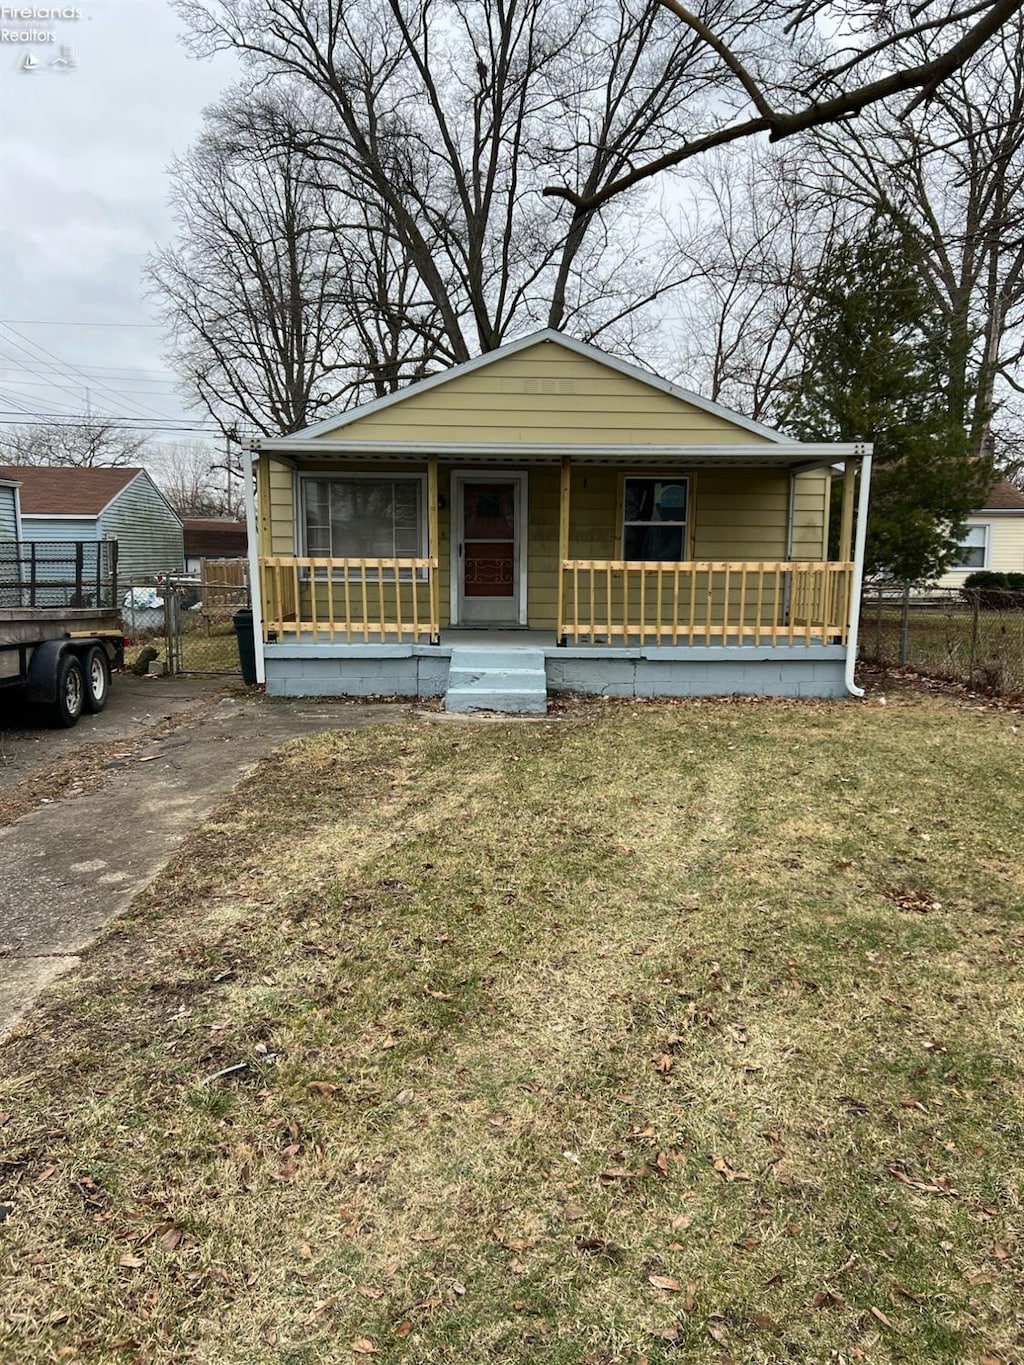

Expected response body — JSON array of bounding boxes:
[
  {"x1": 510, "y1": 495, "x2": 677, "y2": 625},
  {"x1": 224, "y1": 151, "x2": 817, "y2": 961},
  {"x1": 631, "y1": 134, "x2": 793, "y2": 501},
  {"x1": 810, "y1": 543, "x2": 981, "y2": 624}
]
[{"x1": 962, "y1": 571, "x2": 1024, "y2": 610}]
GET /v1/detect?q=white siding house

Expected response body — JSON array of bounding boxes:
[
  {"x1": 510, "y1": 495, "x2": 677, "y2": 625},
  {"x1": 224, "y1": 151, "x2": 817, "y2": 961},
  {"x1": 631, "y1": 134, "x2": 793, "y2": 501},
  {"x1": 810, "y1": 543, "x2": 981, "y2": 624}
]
[{"x1": 936, "y1": 480, "x2": 1024, "y2": 586}]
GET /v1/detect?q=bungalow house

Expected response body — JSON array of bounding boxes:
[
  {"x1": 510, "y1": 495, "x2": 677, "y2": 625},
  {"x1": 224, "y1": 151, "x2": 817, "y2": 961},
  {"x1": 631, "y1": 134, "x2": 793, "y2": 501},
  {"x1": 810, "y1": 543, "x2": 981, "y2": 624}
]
[
  {"x1": 0, "y1": 466, "x2": 184, "y2": 582},
  {"x1": 244, "y1": 331, "x2": 873, "y2": 710},
  {"x1": 936, "y1": 479, "x2": 1024, "y2": 586}
]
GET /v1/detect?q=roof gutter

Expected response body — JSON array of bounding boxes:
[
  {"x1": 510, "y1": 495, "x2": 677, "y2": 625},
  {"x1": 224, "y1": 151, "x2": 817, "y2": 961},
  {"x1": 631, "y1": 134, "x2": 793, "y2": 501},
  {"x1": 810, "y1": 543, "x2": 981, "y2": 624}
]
[
  {"x1": 844, "y1": 452, "x2": 873, "y2": 698},
  {"x1": 243, "y1": 448, "x2": 266, "y2": 686},
  {"x1": 253, "y1": 438, "x2": 869, "y2": 462}
]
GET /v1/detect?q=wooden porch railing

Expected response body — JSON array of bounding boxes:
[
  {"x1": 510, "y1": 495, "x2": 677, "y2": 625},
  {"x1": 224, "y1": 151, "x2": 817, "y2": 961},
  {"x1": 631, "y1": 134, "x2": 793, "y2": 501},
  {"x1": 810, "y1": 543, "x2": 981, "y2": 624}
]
[
  {"x1": 560, "y1": 560, "x2": 854, "y2": 645},
  {"x1": 260, "y1": 556, "x2": 439, "y2": 643}
]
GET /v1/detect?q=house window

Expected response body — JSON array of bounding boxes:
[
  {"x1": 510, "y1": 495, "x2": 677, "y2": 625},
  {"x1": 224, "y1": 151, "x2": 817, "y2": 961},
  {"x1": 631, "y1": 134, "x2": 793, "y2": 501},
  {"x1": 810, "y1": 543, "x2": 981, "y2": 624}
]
[
  {"x1": 301, "y1": 477, "x2": 425, "y2": 563},
  {"x1": 622, "y1": 478, "x2": 689, "y2": 560},
  {"x1": 951, "y1": 524, "x2": 989, "y2": 570}
]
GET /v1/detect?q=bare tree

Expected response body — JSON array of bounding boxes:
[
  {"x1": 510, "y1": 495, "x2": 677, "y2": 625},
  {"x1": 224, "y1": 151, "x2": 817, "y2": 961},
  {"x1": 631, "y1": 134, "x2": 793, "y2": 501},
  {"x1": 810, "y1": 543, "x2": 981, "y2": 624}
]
[
  {"x1": 664, "y1": 148, "x2": 853, "y2": 419},
  {"x1": 538, "y1": 0, "x2": 1024, "y2": 213},
  {"x1": 148, "y1": 89, "x2": 368, "y2": 437},
  {"x1": 147, "y1": 440, "x2": 242, "y2": 517},
  {"x1": 0, "y1": 419, "x2": 148, "y2": 467},
  {"x1": 802, "y1": 11, "x2": 1024, "y2": 460},
  {"x1": 171, "y1": 0, "x2": 716, "y2": 371}
]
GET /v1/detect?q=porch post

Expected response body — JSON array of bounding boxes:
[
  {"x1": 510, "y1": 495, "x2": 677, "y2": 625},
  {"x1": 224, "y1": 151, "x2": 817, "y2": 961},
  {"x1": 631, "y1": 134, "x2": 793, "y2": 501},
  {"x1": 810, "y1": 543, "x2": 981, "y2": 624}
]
[
  {"x1": 557, "y1": 455, "x2": 571, "y2": 645},
  {"x1": 243, "y1": 448, "x2": 266, "y2": 685},
  {"x1": 838, "y1": 459, "x2": 856, "y2": 562},
  {"x1": 428, "y1": 456, "x2": 440, "y2": 644}
]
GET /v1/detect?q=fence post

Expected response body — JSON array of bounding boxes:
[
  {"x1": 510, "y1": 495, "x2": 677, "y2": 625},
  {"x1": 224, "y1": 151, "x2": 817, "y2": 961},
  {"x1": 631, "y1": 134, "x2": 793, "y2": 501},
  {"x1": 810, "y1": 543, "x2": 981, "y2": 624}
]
[
  {"x1": 968, "y1": 591, "x2": 979, "y2": 686},
  {"x1": 900, "y1": 582, "x2": 911, "y2": 665},
  {"x1": 165, "y1": 583, "x2": 180, "y2": 675}
]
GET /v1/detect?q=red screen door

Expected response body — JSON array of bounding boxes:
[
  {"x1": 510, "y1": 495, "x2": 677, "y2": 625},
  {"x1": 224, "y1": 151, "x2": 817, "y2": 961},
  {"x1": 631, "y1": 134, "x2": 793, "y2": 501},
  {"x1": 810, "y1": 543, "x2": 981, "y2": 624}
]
[{"x1": 463, "y1": 482, "x2": 516, "y2": 599}]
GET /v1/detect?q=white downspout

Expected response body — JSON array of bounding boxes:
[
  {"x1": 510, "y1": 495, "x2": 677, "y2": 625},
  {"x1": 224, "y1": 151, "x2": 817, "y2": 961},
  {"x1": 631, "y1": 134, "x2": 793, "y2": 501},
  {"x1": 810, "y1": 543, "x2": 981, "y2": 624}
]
[
  {"x1": 844, "y1": 450, "x2": 873, "y2": 697},
  {"x1": 243, "y1": 447, "x2": 266, "y2": 685}
]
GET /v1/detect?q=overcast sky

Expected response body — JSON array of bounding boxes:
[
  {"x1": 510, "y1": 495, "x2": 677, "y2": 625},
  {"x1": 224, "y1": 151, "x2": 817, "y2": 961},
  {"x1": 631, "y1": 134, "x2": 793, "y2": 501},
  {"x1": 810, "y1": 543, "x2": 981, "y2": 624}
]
[{"x1": 0, "y1": 0, "x2": 239, "y2": 452}]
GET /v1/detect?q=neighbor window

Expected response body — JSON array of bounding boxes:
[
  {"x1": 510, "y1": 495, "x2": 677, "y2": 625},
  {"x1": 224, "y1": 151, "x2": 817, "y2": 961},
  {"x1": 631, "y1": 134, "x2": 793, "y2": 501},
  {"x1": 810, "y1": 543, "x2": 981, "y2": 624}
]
[
  {"x1": 302, "y1": 477, "x2": 424, "y2": 564},
  {"x1": 950, "y1": 524, "x2": 988, "y2": 570},
  {"x1": 622, "y1": 478, "x2": 689, "y2": 560}
]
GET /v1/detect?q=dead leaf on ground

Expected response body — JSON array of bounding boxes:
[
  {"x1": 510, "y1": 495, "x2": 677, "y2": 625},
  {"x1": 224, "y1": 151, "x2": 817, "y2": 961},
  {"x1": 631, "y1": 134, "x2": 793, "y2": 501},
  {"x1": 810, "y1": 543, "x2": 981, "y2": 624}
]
[
  {"x1": 870, "y1": 1306, "x2": 896, "y2": 1329},
  {"x1": 394, "y1": 1321, "x2": 413, "y2": 1337},
  {"x1": 712, "y1": 1155, "x2": 752, "y2": 1182},
  {"x1": 812, "y1": 1288, "x2": 843, "y2": 1309},
  {"x1": 648, "y1": 1274, "x2": 682, "y2": 1292},
  {"x1": 307, "y1": 1081, "x2": 340, "y2": 1095},
  {"x1": 118, "y1": 1254, "x2": 145, "y2": 1269},
  {"x1": 575, "y1": 1236, "x2": 621, "y2": 1257},
  {"x1": 350, "y1": 1339, "x2": 376, "y2": 1355}
]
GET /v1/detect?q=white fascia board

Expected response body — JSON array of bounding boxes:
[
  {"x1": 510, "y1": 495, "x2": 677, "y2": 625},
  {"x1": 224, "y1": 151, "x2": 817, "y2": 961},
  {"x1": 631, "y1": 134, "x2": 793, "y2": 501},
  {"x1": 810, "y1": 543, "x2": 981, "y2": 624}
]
[
  {"x1": 261, "y1": 329, "x2": 791, "y2": 446},
  {"x1": 20, "y1": 512, "x2": 101, "y2": 521},
  {"x1": 255, "y1": 439, "x2": 871, "y2": 462}
]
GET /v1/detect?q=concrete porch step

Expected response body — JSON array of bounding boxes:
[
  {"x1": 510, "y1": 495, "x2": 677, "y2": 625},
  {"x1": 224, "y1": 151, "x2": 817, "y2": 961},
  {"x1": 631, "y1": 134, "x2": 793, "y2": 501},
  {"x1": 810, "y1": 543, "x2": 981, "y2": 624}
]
[{"x1": 445, "y1": 646, "x2": 548, "y2": 714}]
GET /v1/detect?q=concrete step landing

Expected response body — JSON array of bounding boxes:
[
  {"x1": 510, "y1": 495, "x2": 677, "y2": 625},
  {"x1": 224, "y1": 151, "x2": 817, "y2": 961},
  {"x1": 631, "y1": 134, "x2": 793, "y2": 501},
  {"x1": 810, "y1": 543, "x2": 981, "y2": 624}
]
[{"x1": 444, "y1": 646, "x2": 547, "y2": 714}]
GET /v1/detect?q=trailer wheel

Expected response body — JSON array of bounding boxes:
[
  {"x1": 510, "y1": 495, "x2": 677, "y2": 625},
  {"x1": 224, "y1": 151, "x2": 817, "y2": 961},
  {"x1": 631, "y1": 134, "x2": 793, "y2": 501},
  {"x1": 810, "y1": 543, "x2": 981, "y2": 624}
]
[
  {"x1": 53, "y1": 653, "x2": 85, "y2": 728},
  {"x1": 82, "y1": 645, "x2": 110, "y2": 713}
]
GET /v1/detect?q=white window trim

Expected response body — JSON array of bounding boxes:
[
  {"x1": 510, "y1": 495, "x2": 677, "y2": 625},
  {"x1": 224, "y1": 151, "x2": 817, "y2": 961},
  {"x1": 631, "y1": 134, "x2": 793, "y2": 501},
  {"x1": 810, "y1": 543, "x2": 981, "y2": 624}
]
[
  {"x1": 296, "y1": 471, "x2": 429, "y2": 578},
  {"x1": 949, "y1": 521, "x2": 991, "y2": 572},
  {"x1": 621, "y1": 475, "x2": 691, "y2": 562}
]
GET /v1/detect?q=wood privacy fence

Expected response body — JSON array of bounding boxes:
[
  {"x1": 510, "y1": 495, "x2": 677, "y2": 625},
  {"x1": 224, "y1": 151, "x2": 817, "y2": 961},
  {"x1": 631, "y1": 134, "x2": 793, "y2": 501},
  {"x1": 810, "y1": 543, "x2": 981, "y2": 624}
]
[
  {"x1": 260, "y1": 556, "x2": 440, "y2": 643},
  {"x1": 559, "y1": 560, "x2": 854, "y2": 645}
]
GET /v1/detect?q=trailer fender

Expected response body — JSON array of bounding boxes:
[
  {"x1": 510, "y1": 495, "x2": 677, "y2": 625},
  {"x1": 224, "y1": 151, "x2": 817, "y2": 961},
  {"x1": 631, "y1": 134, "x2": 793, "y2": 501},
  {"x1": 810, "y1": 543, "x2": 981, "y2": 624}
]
[{"x1": 25, "y1": 639, "x2": 72, "y2": 706}]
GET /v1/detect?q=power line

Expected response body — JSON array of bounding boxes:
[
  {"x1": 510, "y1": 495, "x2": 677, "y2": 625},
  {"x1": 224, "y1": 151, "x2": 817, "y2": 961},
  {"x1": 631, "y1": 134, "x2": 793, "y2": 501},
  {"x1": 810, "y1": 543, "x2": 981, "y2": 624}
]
[
  {"x1": 0, "y1": 384, "x2": 83, "y2": 417},
  {"x1": 0, "y1": 324, "x2": 177, "y2": 424},
  {"x1": 0, "y1": 415, "x2": 227, "y2": 435},
  {"x1": 0, "y1": 344, "x2": 101, "y2": 412},
  {"x1": 2, "y1": 319, "x2": 163, "y2": 328}
]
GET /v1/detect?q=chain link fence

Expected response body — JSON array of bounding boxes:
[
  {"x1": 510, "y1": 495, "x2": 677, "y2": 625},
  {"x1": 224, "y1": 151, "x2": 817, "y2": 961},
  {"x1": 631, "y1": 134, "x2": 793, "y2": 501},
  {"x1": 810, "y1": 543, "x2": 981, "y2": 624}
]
[
  {"x1": 860, "y1": 585, "x2": 1024, "y2": 694},
  {"x1": 121, "y1": 560, "x2": 250, "y2": 676}
]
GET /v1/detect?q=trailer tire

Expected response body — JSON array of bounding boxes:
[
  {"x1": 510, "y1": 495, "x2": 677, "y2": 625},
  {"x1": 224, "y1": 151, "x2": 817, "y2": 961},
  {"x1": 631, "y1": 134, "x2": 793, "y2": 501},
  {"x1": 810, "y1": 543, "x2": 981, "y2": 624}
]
[
  {"x1": 52, "y1": 653, "x2": 85, "y2": 728},
  {"x1": 82, "y1": 645, "x2": 110, "y2": 713}
]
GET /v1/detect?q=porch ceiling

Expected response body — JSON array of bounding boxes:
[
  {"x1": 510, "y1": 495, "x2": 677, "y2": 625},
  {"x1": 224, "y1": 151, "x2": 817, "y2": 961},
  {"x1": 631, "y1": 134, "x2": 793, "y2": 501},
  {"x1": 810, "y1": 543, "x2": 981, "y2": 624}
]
[{"x1": 254, "y1": 440, "x2": 870, "y2": 469}]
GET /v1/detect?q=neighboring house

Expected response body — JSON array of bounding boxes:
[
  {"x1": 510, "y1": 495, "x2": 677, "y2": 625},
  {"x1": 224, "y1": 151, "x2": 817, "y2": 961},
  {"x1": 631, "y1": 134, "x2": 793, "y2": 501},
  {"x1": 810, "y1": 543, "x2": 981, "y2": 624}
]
[
  {"x1": 182, "y1": 518, "x2": 247, "y2": 575},
  {"x1": 246, "y1": 330, "x2": 873, "y2": 709},
  {"x1": 936, "y1": 479, "x2": 1024, "y2": 587},
  {"x1": 0, "y1": 466, "x2": 184, "y2": 581},
  {"x1": 0, "y1": 476, "x2": 21, "y2": 542}
]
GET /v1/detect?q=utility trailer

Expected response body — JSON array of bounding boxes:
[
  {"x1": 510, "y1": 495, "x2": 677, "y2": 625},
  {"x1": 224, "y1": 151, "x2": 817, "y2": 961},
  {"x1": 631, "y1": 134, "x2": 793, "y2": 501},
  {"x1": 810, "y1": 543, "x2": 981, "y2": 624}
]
[{"x1": 0, "y1": 539, "x2": 124, "y2": 727}]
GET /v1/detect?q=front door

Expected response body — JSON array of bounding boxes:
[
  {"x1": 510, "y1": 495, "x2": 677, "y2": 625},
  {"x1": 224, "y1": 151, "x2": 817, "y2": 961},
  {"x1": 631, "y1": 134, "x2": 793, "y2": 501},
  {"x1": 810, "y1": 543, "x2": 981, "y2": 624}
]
[{"x1": 453, "y1": 473, "x2": 525, "y2": 625}]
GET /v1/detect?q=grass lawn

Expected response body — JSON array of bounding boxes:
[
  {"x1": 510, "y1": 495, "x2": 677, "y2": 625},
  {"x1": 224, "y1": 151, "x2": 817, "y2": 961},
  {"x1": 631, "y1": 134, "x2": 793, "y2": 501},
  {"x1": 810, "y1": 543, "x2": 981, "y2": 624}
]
[{"x1": 1, "y1": 695, "x2": 1022, "y2": 1363}]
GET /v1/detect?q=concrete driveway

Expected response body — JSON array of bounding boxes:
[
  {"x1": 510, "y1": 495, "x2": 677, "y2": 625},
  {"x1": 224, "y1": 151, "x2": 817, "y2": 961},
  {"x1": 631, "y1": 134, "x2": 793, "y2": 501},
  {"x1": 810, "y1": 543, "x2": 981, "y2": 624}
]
[{"x1": 0, "y1": 680, "x2": 412, "y2": 1037}]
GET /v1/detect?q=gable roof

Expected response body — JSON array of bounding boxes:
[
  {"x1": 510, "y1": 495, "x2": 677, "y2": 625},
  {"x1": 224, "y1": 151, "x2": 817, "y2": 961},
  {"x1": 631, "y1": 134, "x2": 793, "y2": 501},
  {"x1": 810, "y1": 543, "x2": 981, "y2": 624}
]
[
  {"x1": 274, "y1": 329, "x2": 789, "y2": 445},
  {"x1": 0, "y1": 465, "x2": 141, "y2": 517},
  {"x1": 982, "y1": 478, "x2": 1024, "y2": 511}
]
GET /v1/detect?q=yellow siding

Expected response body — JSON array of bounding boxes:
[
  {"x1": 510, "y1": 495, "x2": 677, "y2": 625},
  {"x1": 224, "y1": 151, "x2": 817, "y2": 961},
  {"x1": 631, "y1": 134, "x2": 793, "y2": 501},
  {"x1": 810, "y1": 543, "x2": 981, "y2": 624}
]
[
  {"x1": 311, "y1": 341, "x2": 770, "y2": 446},
  {"x1": 791, "y1": 470, "x2": 831, "y2": 560},
  {"x1": 268, "y1": 460, "x2": 295, "y2": 555},
  {"x1": 264, "y1": 461, "x2": 805, "y2": 630}
]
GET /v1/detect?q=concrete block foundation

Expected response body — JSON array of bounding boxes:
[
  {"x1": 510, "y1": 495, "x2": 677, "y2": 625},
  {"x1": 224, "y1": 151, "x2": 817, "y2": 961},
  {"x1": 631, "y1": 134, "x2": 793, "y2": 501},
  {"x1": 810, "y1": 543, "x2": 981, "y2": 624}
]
[{"x1": 263, "y1": 641, "x2": 848, "y2": 703}]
